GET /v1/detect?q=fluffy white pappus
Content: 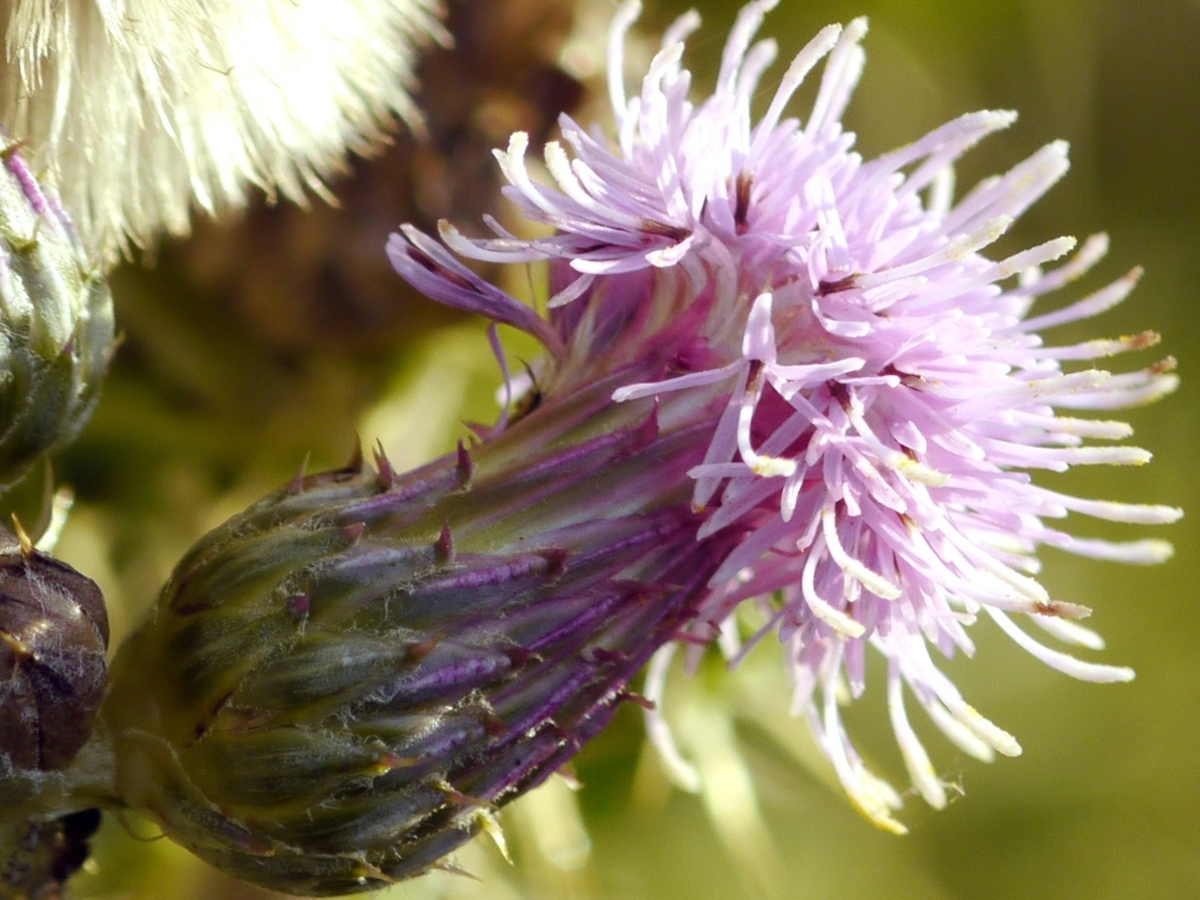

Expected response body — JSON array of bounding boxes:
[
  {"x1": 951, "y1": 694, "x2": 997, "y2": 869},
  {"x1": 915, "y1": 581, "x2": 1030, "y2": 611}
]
[{"x1": 1, "y1": 0, "x2": 446, "y2": 261}]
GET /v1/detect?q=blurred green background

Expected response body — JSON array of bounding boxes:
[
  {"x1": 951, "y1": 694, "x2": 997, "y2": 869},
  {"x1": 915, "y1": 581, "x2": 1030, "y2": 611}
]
[{"x1": 55, "y1": 0, "x2": 1200, "y2": 898}]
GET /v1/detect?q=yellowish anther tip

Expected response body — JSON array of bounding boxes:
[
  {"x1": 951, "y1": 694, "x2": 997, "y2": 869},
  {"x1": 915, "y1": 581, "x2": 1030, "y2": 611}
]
[
  {"x1": 895, "y1": 456, "x2": 950, "y2": 486},
  {"x1": 848, "y1": 794, "x2": 908, "y2": 835},
  {"x1": 838, "y1": 618, "x2": 868, "y2": 639},
  {"x1": 874, "y1": 816, "x2": 909, "y2": 836},
  {"x1": 751, "y1": 455, "x2": 797, "y2": 478}
]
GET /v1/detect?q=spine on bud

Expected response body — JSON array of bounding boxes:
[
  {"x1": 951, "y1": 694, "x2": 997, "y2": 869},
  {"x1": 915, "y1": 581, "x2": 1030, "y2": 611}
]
[{"x1": 104, "y1": 371, "x2": 735, "y2": 895}]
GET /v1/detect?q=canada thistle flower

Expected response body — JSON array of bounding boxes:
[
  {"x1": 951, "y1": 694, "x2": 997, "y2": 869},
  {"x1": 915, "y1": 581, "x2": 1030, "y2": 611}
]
[
  {"x1": 389, "y1": 0, "x2": 1180, "y2": 834},
  {"x1": 1, "y1": 0, "x2": 445, "y2": 259}
]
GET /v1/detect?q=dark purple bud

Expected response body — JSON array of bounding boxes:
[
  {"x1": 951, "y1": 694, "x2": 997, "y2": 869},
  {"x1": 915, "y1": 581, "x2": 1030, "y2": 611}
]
[{"x1": 0, "y1": 529, "x2": 108, "y2": 774}]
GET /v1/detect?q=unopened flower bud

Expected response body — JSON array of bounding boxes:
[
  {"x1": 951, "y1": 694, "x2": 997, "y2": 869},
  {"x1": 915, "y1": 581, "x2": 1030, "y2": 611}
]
[
  {"x1": 0, "y1": 529, "x2": 109, "y2": 780},
  {"x1": 0, "y1": 141, "x2": 114, "y2": 488},
  {"x1": 104, "y1": 372, "x2": 739, "y2": 895}
]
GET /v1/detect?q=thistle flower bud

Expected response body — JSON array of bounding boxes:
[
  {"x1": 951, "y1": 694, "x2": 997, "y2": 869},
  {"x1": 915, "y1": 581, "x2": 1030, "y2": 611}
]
[
  {"x1": 0, "y1": 529, "x2": 109, "y2": 786},
  {"x1": 0, "y1": 141, "x2": 114, "y2": 488},
  {"x1": 104, "y1": 372, "x2": 739, "y2": 895}
]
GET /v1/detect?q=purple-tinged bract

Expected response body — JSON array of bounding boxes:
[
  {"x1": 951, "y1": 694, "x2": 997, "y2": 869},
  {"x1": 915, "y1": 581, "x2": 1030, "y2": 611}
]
[
  {"x1": 390, "y1": 0, "x2": 1179, "y2": 831},
  {"x1": 102, "y1": 370, "x2": 741, "y2": 894},
  {"x1": 0, "y1": 139, "x2": 114, "y2": 488}
]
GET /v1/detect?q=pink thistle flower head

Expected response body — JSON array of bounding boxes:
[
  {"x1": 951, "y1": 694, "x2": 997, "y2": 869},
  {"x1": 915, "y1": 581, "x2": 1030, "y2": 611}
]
[{"x1": 390, "y1": 0, "x2": 1180, "y2": 833}]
